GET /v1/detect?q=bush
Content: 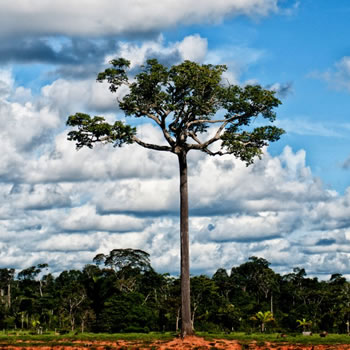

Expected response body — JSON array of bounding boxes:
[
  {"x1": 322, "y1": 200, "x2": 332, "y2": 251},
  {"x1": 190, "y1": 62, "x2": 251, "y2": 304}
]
[
  {"x1": 196, "y1": 321, "x2": 221, "y2": 332},
  {"x1": 97, "y1": 292, "x2": 157, "y2": 333},
  {"x1": 123, "y1": 326, "x2": 150, "y2": 333}
]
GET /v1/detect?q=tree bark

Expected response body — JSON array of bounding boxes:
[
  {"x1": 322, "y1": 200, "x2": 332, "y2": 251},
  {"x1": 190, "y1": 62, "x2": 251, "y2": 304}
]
[
  {"x1": 178, "y1": 151, "x2": 193, "y2": 337},
  {"x1": 176, "y1": 307, "x2": 180, "y2": 332},
  {"x1": 7, "y1": 283, "x2": 11, "y2": 309},
  {"x1": 270, "y1": 293, "x2": 273, "y2": 314}
]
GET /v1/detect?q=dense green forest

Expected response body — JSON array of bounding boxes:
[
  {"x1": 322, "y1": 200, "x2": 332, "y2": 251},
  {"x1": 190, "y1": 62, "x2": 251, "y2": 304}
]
[{"x1": 0, "y1": 248, "x2": 349, "y2": 334}]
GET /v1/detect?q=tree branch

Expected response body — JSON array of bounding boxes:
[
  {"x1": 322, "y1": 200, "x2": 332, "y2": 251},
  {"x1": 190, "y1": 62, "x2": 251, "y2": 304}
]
[
  {"x1": 188, "y1": 131, "x2": 202, "y2": 145},
  {"x1": 186, "y1": 114, "x2": 239, "y2": 128},
  {"x1": 132, "y1": 136, "x2": 172, "y2": 152},
  {"x1": 201, "y1": 148, "x2": 226, "y2": 156},
  {"x1": 160, "y1": 116, "x2": 176, "y2": 147},
  {"x1": 145, "y1": 112, "x2": 161, "y2": 126},
  {"x1": 187, "y1": 118, "x2": 230, "y2": 151},
  {"x1": 169, "y1": 105, "x2": 186, "y2": 132}
]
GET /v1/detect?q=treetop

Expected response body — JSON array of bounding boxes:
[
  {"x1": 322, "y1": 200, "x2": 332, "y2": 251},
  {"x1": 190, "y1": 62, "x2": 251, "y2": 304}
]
[{"x1": 67, "y1": 58, "x2": 284, "y2": 164}]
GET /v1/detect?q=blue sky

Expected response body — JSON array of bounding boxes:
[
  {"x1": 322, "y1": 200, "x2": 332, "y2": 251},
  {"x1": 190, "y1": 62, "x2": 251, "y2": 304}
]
[{"x1": 1, "y1": 0, "x2": 350, "y2": 279}]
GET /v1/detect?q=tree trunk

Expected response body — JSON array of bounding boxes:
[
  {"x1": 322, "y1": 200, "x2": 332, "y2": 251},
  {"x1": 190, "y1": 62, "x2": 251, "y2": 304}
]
[
  {"x1": 191, "y1": 304, "x2": 198, "y2": 331},
  {"x1": 70, "y1": 315, "x2": 75, "y2": 332},
  {"x1": 39, "y1": 280, "x2": 43, "y2": 297},
  {"x1": 270, "y1": 293, "x2": 273, "y2": 314},
  {"x1": 178, "y1": 151, "x2": 193, "y2": 337},
  {"x1": 176, "y1": 307, "x2": 180, "y2": 332},
  {"x1": 7, "y1": 283, "x2": 11, "y2": 309}
]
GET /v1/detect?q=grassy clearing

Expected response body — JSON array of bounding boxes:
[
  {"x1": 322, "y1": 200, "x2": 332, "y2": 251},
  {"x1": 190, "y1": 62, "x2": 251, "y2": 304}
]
[
  {"x1": 0, "y1": 330, "x2": 349, "y2": 346},
  {"x1": 0, "y1": 330, "x2": 175, "y2": 343}
]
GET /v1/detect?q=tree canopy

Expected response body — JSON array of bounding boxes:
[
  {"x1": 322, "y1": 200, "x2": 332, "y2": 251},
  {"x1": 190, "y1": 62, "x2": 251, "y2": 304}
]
[
  {"x1": 0, "y1": 253, "x2": 350, "y2": 335},
  {"x1": 67, "y1": 58, "x2": 284, "y2": 162}
]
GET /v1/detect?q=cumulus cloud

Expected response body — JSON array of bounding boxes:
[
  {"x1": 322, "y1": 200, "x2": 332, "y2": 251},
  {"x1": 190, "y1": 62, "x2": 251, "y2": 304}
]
[
  {"x1": 8, "y1": 183, "x2": 71, "y2": 210},
  {"x1": 106, "y1": 34, "x2": 208, "y2": 69},
  {"x1": 0, "y1": 69, "x2": 14, "y2": 98},
  {"x1": 1, "y1": 129, "x2": 350, "y2": 277},
  {"x1": 0, "y1": 1, "x2": 280, "y2": 38},
  {"x1": 59, "y1": 205, "x2": 146, "y2": 233},
  {"x1": 41, "y1": 78, "x2": 119, "y2": 114}
]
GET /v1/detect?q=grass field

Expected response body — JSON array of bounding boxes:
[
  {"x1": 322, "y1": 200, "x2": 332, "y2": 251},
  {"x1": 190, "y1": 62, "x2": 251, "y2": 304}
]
[{"x1": 0, "y1": 330, "x2": 350, "y2": 346}]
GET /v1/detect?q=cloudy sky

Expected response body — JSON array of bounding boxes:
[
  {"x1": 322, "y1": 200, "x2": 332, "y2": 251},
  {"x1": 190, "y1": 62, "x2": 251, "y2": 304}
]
[{"x1": 1, "y1": 0, "x2": 350, "y2": 279}]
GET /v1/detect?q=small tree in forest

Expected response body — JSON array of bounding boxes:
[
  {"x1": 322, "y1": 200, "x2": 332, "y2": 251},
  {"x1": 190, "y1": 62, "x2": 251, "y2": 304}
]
[
  {"x1": 297, "y1": 318, "x2": 312, "y2": 332},
  {"x1": 251, "y1": 311, "x2": 274, "y2": 332},
  {"x1": 66, "y1": 58, "x2": 284, "y2": 336}
]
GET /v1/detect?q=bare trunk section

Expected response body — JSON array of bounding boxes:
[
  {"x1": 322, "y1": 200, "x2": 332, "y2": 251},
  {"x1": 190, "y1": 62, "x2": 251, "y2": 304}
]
[
  {"x1": 178, "y1": 151, "x2": 193, "y2": 337},
  {"x1": 39, "y1": 281, "x2": 43, "y2": 298},
  {"x1": 7, "y1": 283, "x2": 10, "y2": 309},
  {"x1": 176, "y1": 307, "x2": 180, "y2": 332},
  {"x1": 270, "y1": 293, "x2": 273, "y2": 314},
  {"x1": 191, "y1": 304, "x2": 198, "y2": 331}
]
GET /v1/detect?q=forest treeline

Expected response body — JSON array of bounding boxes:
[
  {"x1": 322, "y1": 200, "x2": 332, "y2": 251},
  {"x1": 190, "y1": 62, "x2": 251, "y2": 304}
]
[{"x1": 0, "y1": 248, "x2": 349, "y2": 334}]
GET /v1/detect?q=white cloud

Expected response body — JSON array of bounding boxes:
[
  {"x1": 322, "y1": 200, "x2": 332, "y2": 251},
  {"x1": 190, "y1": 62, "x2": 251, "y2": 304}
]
[
  {"x1": 8, "y1": 183, "x2": 71, "y2": 210},
  {"x1": 312, "y1": 56, "x2": 350, "y2": 93},
  {"x1": 0, "y1": 69, "x2": 14, "y2": 99},
  {"x1": 0, "y1": 0, "x2": 279, "y2": 37},
  {"x1": 1, "y1": 137, "x2": 350, "y2": 277},
  {"x1": 59, "y1": 205, "x2": 146, "y2": 232},
  {"x1": 107, "y1": 34, "x2": 208, "y2": 68},
  {"x1": 41, "y1": 78, "x2": 118, "y2": 114},
  {"x1": 196, "y1": 212, "x2": 297, "y2": 242},
  {"x1": 34, "y1": 233, "x2": 100, "y2": 252},
  {"x1": 177, "y1": 35, "x2": 208, "y2": 62}
]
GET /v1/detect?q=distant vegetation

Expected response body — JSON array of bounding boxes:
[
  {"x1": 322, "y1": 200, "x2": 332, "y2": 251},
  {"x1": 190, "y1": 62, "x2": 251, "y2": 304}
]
[{"x1": 0, "y1": 249, "x2": 349, "y2": 334}]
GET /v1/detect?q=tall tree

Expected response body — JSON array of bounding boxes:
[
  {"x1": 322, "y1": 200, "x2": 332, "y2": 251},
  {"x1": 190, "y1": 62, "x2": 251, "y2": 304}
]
[
  {"x1": 66, "y1": 58, "x2": 284, "y2": 336},
  {"x1": 0, "y1": 268, "x2": 15, "y2": 310},
  {"x1": 93, "y1": 249, "x2": 152, "y2": 292}
]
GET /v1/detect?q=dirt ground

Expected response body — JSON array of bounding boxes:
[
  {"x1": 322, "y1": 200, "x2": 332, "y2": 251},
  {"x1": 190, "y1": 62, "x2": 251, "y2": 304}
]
[{"x1": 4, "y1": 336, "x2": 350, "y2": 349}]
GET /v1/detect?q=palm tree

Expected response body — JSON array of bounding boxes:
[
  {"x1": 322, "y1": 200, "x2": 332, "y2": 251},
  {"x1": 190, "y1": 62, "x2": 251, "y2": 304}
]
[
  {"x1": 297, "y1": 318, "x2": 312, "y2": 332},
  {"x1": 251, "y1": 311, "x2": 274, "y2": 332}
]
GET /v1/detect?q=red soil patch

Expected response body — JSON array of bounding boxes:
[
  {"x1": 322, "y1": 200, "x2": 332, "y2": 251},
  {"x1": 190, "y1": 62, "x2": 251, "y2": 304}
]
[{"x1": 3, "y1": 336, "x2": 350, "y2": 349}]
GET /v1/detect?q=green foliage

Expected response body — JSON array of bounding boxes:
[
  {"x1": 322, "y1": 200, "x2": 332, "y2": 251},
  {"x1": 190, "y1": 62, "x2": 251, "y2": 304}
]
[
  {"x1": 251, "y1": 311, "x2": 275, "y2": 332},
  {"x1": 297, "y1": 318, "x2": 312, "y2": 331},
  {"x1": 67, "y1": 113, "x2": 136, "y2": 149},
  {"x1": 97, "y1": 292, "x2": 156, "y2": 333},
  {"x1": 252, "y1": 311, "x2": 274, "y2": 323},
  {"x1": 67, "y1": 58, "x2": 284, "y2": 163},
  {"x1": 93, "y1": 249, "x2": 151, "y2": 274}
]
